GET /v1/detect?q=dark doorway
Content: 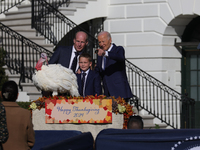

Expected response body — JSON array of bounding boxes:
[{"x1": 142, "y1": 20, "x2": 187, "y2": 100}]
[
  {"x1": 181, "y1": 16, "x2": 200, "y2": 128},
  {"x1": 182, "y1": 50, "x2": 200, "y2": 128}
]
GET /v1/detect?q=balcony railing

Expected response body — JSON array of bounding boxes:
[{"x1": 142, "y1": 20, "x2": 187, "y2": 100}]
[{"x1": 126, "y1": 59, "x2": 195, "y2": 129}]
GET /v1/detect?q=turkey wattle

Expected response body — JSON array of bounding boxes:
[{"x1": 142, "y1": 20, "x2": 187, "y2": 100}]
[{"x1": 32, "y1": 53, "x2": 80, "y2": 97}]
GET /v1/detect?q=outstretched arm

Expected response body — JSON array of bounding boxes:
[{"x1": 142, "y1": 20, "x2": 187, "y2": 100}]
[
  {"x1": 107, "y1": 46, "x2": 125, "y2": 62},
  {"x1": 48, "y1": 50, "x2": 60, "y2": 64}
]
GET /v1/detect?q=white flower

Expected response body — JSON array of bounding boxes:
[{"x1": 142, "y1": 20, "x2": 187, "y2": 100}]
[
  {"x1": 118, "y1": 104, "x2": 126, "y2": 113},
  {"x1": 30, "y1": 102, "x2": 37, "y2": 110}
]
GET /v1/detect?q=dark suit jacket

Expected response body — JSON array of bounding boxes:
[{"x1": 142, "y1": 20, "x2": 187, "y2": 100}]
[
  {"x1": 2, "y1": 101, "x2": 35, "y2": 150},
  {"x1": 48, "y1": 46, "x2": 73, "y2": 68},
  {"x1": 76, "y1": 70, "x2": 102, "y2": 96},
  {"x1": 95, "y1": 43, "x2": 133, "y2": 99}
]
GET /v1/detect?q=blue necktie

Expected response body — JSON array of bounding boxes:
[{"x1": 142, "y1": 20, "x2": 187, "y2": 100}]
[{"x1": 81, "y1": 72, "x2": 86, "y2": 96}]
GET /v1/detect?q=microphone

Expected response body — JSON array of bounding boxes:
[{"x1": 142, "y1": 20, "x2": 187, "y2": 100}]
[
  {"x1": 95, "y1": 47, "x2": 102, "y2": 54},
  {"x1": 95, "y1": 49, "x2": 98, "y2": 54}
]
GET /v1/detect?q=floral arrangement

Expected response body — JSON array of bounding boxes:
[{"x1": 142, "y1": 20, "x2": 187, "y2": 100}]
[{"x1": 29, "y1": 95, "x2": 134, "y2": 129}]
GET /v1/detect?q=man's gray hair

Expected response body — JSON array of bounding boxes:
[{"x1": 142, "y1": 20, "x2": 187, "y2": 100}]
[{"x1": 98, "y1": 31, "x2": 111, "y2": 40}]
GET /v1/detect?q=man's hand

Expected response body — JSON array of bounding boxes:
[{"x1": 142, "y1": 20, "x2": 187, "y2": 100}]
[{"x1": 97, "y1": 48, "x2": 106, "y2": 56}]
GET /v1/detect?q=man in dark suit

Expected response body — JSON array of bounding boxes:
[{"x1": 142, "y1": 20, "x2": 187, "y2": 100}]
[
  {"x1": 48, "y1": 31, "x2": 88, "y2": 73},
  {"x1": 76, "y1": 53, "x2": 102, "y2": 97},
  {"x1": 95, "y1": 31, "x2": 133, "y2": 102},
  {"x1": 43, "y1": 31, "x2": 88, "y2": 97}
]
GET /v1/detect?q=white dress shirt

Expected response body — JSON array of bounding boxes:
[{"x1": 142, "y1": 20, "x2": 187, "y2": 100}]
[{"x1": 69, "y1": 46, "x2": 80, "y2": 72}]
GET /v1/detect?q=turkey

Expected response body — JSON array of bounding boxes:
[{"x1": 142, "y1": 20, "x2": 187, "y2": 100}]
[{"x1": 32, "y1": 53, "x2": 80, "y2": 97}]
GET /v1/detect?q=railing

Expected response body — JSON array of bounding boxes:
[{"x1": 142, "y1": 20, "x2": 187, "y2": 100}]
[
  {"x1": 0, "y1": 22, "x2": 53, "y2": 90},
  {"x1": 31, "y1": 0, "x2": 70, "y2": 45},
  {"x1": 126, "y1": 59, "x2": 195, "y2": 129},
  {"x1": 0, "y1": 0, "x2": 25, "y2": 14},
  {"x1": 31, "y1": 0, "x2": 98, "y2": 59}
]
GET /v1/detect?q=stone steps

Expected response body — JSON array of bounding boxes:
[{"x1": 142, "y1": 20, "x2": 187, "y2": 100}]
[
  {"x1": 68, "y1": 0, "x2": 88, "y2": 8},
  {"x1": 58, "y1": 7, "x2": 77, "y2": 16},
  {"x1": 137, "y1": 114, "x2": 167, "y2": 129},
  {"x1": 132, "y1": 105, "x2": 168, "y2": 129},
  {"x1": 27, "y1": 92, "x2": 42, "y2": 101},
  {"x1": 21, "y1": 83, "x2": 42, "y2": 101}
]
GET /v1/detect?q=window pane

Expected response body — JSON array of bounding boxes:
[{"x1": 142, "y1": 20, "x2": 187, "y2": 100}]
[
  {"x1": 198, "y1": 55, "x2": 200, "y2": 70},
  {"x1": 190, "y1": 71, "x2": 197, "y2": 85},
  {"x1": 190, "y1": 87, "x2": 197, "y2": 101},
  {"x1": 198, "y1": 71, "x2": 200, "y2": 85},
  {"x1": 191, "y1": 55, "x2": 197, "y2": 70},
  {"x1": 198, "y1": 88, "x2": 200, "y2": 101}
]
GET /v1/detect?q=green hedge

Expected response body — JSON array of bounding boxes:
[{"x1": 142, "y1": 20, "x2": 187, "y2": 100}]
[{"x1": 17, "y1": 102, "x2": 31, "y2": 109}]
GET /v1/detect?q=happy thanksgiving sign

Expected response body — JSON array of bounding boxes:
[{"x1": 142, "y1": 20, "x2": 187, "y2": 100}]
[{"x1": 45, "y1": 99, "x2": 112, "y2": 123}]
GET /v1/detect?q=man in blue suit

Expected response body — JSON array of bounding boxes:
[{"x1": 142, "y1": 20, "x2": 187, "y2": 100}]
[
  {"x1": 95, "y1": 31, "x2": 133, "y2": 102},
  {"x1": 77, "y1": 53, "x2": 102, "y2": 97},
  {"x1": 42, "y1": 31, "x2": 88, "y2": 97},
  {"x1": 48, "y1": 31, "x2": 88, "y2": 73}
]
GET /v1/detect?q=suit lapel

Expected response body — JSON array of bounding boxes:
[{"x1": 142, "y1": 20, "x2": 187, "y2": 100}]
[
  {"x1": 110, "y1": 43, "x2": 116, "y2": 52},
  {"x1": 66, "y1": 46, "x2": 73, "y2": 68},
  {"x1": 105, "y1": 44, "x2": 116, "y2": 68}
]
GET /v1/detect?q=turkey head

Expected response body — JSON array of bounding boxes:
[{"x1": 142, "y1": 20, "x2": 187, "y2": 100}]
[{"x1": 35, "y1": 53, "x2": 48, "y2": 71}]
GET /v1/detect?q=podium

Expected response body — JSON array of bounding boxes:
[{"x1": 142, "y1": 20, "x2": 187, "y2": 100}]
[{"x1": 32, "y1": 108, "x2": 123, "y2": 139}]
